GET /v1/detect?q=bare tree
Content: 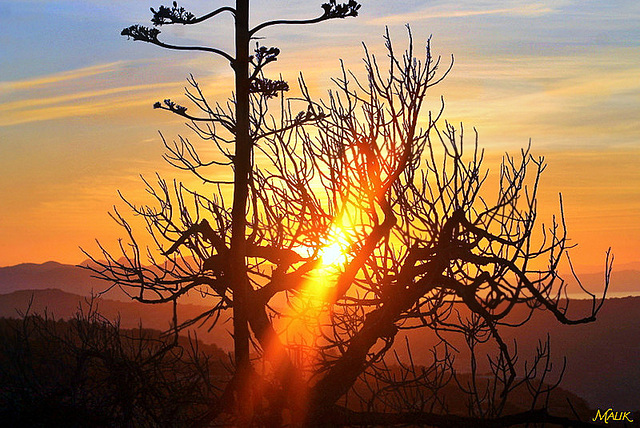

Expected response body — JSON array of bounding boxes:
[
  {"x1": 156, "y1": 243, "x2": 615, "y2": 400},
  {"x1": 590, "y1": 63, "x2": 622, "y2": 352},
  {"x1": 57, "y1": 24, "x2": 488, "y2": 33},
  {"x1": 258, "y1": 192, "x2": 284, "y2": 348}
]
[{"x1": 86, "y1": 2, "x2": 610, "y2": 425}]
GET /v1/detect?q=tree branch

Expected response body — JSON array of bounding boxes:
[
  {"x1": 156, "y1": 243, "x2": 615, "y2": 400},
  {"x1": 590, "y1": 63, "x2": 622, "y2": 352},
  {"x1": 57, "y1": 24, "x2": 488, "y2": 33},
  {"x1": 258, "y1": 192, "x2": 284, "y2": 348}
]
[
  {"x1": 249, "y1": 1, "x2": 361, "y2": 37},
  {"x1": 121, "y1": 25, "x2": 235, "y2": 64}
]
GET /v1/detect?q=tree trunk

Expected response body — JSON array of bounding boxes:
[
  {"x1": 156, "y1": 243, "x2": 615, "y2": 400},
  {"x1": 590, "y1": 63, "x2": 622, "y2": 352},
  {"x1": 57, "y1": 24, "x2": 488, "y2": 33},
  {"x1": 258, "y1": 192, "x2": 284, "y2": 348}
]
[{"x1": 230, "y1": 0, "x2": 252, "y2": 412}]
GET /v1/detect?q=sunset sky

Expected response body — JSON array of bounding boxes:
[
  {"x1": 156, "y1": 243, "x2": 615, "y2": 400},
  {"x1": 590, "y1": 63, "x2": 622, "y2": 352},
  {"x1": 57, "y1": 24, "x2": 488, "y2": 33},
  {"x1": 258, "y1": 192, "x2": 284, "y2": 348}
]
[{"x1": 1, "y1": 0, "x2": 639, "y2": 275}]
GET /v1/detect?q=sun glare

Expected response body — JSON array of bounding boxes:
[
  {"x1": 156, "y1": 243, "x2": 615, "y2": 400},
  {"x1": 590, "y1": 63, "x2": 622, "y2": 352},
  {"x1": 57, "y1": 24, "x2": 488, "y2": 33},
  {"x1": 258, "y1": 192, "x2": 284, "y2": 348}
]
[
  {"x1": 317, "y1": 223, "x2": 351, "y2": 268},
  {"x1": 294, "y1": 221, "x2": 351, "y2": 270},
  {"x1": 276, "y1": 220, "x2": 354, "y2": 369},
  {"x1": 319, "y1": 240, "x2": 346, "y2": 266}
]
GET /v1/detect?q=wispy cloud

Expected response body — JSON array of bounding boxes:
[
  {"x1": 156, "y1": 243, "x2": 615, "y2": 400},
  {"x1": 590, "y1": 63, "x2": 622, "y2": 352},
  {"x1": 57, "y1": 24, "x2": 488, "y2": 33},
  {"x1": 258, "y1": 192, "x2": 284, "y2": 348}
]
[
  {"x1": 423, "y1": 44, "x2": 640, "y2": 153},
  {"x1": 368, "y1": 2, "x2": 562, "y2": 25},
  {"x1": 0, "y1": 62, "x2": 125, "y2": 93},
  {"x1": 0, "y1": 82, "x2": 183, "y2": 126},
  {"x1": 0, "y1": 58, "x2": 225, "y2": 126}
]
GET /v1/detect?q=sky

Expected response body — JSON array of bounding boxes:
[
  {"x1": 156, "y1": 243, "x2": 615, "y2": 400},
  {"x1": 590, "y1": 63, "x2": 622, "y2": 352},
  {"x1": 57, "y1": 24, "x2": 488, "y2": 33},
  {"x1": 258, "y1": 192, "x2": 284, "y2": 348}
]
[{"x1": 0, "y1": 0, "x2": 639, "y2": 275}]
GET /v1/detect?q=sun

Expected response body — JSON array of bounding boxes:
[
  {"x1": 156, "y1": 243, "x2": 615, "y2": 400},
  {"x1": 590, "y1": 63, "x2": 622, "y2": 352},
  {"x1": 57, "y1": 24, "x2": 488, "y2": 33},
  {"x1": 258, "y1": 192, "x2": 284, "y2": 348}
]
[
  {"x1": 317, "y1": 224, "x2": 350, "y2": 268},
  {"x1": 292, "y1": 221, "x2": 351, "y2": 272},
  {"x1": 319, "y1": 240, "x2": 346, "y2": 266}
]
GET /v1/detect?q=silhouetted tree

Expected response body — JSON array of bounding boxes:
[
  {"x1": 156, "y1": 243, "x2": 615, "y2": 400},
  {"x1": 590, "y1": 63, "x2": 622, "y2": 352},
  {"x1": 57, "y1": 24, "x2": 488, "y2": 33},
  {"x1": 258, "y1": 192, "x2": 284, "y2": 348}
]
[{"x1": 86, "y1": 2, "x2": 610, "y2": 426}]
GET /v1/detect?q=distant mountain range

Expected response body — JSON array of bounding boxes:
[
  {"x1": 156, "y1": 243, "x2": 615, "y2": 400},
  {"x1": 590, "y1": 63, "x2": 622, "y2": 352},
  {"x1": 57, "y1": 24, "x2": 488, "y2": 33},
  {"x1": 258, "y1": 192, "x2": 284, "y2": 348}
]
[
  {"x1": 2, "y1": 260, "x2": 638, "y2": 300},
  {"x1": 0, "y1": 260, "x2": 228, "y2": 304},
  {"x1": 0, "y1": 261, "x2": 638, "y2": 411},
  {"x1": 0, "y1": 261, "x2": 117, "y2": 299}
]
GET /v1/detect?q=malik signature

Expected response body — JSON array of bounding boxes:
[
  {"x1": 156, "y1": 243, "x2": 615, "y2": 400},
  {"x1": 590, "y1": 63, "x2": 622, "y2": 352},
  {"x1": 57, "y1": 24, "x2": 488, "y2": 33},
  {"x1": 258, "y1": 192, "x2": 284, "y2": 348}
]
[{"x1": 593, "y1": 408, "x2": 634, "y2": 424}]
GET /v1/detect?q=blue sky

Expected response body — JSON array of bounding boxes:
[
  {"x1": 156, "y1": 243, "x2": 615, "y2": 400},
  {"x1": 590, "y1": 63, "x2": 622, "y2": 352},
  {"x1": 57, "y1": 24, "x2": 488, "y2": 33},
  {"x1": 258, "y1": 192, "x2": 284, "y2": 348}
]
[{"x1": 0, "y1": 0, "x2": 639, "y2": 272}]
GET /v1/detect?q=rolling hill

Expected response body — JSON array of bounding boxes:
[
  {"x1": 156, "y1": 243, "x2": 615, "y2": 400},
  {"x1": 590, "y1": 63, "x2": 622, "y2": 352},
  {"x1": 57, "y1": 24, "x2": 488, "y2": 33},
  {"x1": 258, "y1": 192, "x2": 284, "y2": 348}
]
[
  {"x1": 0, "y1": 261, "x2": 638, "y2": 411},
  {"x1": 0, "y1": 288, "x2": 233, "y2": 350}
]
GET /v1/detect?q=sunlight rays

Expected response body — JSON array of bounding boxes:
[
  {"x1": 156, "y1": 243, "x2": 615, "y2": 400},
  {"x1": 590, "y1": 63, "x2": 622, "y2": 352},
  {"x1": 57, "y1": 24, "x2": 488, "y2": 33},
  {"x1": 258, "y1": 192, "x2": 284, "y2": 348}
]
[{"x1": 265, "y1": 215, "x2": 356, "y2": 374}]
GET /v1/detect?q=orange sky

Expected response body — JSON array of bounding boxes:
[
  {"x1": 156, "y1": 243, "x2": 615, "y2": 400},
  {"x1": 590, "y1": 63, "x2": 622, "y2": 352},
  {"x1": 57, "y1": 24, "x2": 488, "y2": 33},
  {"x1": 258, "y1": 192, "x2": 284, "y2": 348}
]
[{"x1": 0, "y1": 1, "x2": 638, "y2": 275}]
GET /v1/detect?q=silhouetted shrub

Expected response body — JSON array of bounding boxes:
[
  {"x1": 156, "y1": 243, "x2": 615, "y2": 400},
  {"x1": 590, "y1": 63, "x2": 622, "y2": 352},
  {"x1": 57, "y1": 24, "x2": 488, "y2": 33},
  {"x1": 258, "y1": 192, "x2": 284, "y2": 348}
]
[{"x1": 0, "y1": 304, "x2": 229, "y2": 427}]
